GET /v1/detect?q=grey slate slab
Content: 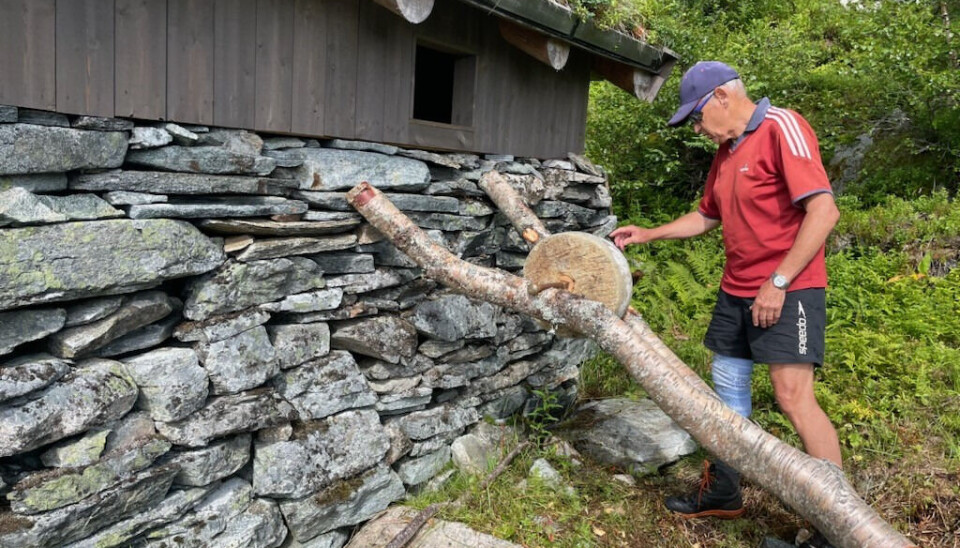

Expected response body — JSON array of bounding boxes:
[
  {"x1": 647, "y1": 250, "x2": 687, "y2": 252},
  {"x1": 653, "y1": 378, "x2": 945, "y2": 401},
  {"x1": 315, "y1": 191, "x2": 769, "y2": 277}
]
[
  {"x1": 127, "y1": 196, "x2": 307, "y2": 219},
  {"x1": 0, "y1": 124, "x2": 127, "y2": 174}
]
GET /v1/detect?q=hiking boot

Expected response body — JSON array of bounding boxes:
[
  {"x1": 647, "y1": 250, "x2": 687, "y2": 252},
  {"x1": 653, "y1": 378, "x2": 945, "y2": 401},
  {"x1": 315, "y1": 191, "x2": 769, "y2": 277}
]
[
  {"x1": 664, "y1": 460, "x2": 745, "y2": 519},
  {"x1": 798, "y1": 530, "x2": 835, "y2": 548}
]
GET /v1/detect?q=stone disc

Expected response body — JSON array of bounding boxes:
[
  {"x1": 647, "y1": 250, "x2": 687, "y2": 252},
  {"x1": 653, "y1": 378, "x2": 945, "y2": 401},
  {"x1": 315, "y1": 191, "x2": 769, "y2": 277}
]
[{"x1": 522, "y1": 232, "x2": 632, "y2": 317}]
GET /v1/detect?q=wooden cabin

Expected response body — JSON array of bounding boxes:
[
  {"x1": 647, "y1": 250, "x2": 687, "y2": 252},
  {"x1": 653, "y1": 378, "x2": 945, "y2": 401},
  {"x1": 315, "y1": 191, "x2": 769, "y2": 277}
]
[{"x1": 0, "y1": 0, "x2": 677, "y2": 158}]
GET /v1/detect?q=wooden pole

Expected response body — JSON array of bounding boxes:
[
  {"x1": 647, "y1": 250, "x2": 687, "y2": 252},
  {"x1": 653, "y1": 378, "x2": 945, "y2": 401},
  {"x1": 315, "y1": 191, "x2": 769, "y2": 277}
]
[
  {"x1": 498, "y1": 20, "x2": 570, "y2": 71},
  {"x1": 346, "y1": 181, "x2": 916, "y2": 548},
  {"x1": 371, "y1": 0, "x2": 434, "y2": 24}
]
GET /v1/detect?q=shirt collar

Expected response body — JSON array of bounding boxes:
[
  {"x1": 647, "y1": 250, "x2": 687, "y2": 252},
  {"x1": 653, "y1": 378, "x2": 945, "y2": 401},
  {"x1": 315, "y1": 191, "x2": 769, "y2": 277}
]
[{"x1": 731, "y1": 97, "x2": 771, "y2": 150}]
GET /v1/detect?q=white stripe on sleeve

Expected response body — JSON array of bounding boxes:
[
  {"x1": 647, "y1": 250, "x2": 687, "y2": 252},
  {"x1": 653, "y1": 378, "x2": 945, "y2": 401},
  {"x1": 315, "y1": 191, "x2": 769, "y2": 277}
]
[
  {"x1": 769, "y1": 108, "x2": 812, "y2": 159},
  {"x1": 766, "y1": 112, "x2": 800, "y2": 157}
]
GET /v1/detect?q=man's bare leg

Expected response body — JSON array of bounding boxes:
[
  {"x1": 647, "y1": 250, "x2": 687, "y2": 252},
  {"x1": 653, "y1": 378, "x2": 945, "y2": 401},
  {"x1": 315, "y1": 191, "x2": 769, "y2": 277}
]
[{"x1": 769, "y1": 363, "x2": 842, "y2": 467}]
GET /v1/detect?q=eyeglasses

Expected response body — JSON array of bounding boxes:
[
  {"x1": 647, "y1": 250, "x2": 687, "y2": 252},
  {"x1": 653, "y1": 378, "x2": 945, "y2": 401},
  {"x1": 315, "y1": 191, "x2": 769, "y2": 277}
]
[{"x1": 688, "y1": 90, "x2": 715, "y2": 125}]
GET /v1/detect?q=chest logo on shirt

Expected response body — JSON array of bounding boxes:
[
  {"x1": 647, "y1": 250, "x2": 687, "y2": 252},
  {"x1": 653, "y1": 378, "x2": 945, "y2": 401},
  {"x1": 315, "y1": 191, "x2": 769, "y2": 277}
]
[{"x1": 739, "y1": 163, "x2": 749, "y2": 173}]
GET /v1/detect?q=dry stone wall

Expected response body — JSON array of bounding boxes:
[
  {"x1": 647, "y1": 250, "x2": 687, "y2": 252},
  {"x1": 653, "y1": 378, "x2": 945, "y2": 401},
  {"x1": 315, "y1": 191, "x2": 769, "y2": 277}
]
[{"x1": 0, "y1": 107, "x2": 613, "y2": 548}]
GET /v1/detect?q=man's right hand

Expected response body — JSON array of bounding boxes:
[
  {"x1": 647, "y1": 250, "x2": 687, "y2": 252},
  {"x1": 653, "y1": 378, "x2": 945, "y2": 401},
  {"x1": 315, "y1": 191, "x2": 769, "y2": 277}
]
[{"x1": 610, "y1": 225, "x2": 655, "y2": 250}]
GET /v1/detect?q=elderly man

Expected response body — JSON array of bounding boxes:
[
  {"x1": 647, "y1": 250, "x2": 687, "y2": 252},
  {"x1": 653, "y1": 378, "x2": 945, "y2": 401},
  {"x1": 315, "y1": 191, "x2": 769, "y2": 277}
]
[{"x1": 610, "y1": 61, "x2": 841, "y2": 548}]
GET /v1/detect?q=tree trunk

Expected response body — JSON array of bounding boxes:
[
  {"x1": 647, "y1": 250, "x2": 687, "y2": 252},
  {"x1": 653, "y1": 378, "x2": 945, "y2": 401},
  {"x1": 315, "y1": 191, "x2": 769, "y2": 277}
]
[{"x1": 346, "y1": 181, "x2": 916, "y2": 548}]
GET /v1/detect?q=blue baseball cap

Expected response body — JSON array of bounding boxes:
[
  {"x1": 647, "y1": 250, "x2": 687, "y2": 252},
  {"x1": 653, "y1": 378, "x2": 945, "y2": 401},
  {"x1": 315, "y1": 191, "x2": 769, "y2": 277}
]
[{"x1": 667, "y1": 61, "x2": 740, "y2": 126}]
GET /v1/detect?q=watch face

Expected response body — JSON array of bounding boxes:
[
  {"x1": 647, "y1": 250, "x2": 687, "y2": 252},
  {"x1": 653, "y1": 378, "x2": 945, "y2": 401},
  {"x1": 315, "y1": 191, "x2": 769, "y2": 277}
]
[{"x1": 773, "y1": 274, "x2": 788, "y2": 289}]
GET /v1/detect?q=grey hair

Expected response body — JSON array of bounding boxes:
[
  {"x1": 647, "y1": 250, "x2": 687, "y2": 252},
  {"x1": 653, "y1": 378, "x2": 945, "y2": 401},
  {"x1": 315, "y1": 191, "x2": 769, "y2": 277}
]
[{"x1": 719, "y1": 78, "x2": 748, "y2": 97}]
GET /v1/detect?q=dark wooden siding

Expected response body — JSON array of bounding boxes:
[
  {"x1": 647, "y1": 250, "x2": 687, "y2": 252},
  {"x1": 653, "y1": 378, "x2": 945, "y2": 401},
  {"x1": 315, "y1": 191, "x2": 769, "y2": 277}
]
[{"x1": 0, "y1": 0, "x2": 589, "y2": 157}]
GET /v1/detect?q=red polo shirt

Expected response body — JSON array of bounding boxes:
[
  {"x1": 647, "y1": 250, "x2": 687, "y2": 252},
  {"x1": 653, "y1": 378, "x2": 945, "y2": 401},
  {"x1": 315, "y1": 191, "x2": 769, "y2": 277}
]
[{"x1": 698, "y1": 103, "x2": 833, "y2": 297}]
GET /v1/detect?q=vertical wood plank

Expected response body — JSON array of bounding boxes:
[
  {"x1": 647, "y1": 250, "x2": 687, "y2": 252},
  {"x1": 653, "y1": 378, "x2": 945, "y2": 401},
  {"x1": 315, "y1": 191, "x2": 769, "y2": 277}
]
[
  {"x1": 168, "y1": 0, "x2": 214, "y2": 124},
  {"x1": 381, "y1": 14, "x2": 414, "y2": 144},
  {"x1": 354, "y1": 1, "x2": 390, "y2": 142},
  {"x1": 57, "y1": 0, "x2": 115, "y2": 117},
  {"x1": 214, "y1": 0, "x2": 256, "y2": 128},
  {"x1": 291, "y1": 0, "x2": 327, "y2": 135},
  {"x1": 116, "y1": 0, "x2": 166, "y2": 118},
  {"x1": 0, "y1": 0, "x2": 56, "y2": 110},
  {"x1": 323, "y1": 0, "x2": 359, "y2": 138},
  {"x1": 255, "y1": 0, "x2": 294, "y2": 132}
]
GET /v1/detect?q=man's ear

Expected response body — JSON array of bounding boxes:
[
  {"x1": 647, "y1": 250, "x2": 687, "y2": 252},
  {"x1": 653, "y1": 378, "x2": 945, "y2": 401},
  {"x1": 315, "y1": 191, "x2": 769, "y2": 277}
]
[{"x1": 713, "y1": 86, "x2": 729, "y2": 106}]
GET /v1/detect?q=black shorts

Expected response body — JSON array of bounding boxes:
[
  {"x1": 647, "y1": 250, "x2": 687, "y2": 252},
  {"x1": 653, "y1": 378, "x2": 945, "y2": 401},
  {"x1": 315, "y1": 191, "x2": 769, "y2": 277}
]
[{"x1": 704, "y1": 288, "x2": 826, "y2": 367}]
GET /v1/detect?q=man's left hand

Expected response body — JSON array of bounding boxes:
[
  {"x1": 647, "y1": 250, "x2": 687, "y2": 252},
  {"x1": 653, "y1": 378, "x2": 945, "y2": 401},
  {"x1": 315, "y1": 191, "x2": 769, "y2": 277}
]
[{"x1": 752, "y1": 280, "x2": 786, "y2": 328}]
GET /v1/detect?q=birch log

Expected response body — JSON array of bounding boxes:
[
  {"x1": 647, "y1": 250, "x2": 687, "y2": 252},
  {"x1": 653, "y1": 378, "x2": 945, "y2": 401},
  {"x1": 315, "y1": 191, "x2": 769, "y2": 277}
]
[{"x1": 346, "y1": 181, "x2": 916, "y2": 548}]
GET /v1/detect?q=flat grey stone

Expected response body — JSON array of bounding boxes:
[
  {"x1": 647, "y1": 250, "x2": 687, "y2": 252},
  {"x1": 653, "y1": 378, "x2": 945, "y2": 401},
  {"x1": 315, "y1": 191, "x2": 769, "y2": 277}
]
[
  {"x1": 345, "y1": 506, "x2": 522, "y2": 548},
  {"x1": 263, "y1": 150, "x2": 307, "y2": 168},
  {"x1": 0, "y1": 464, "x2": 178, "y2": 548},
  {"x1": 589, "y1": 215, "x2": 618, "y2": 238},
  {"x1": 282, "y1": 302, "x2": 379, "y2": 323},
  {"x1": 253, "y1": 409, "x2": 389, "y2": 498},
  {"x1": 451, "y1": 422, "x2": 521, "y2": 474},
  {"x1": 183, "y1": 257, "x2": 324, "y2": 320},
  {"x1": 47, "y1": 291, "x2": 174, "y2": 358},
  {"x1": 164, "y1": 123, "x2": 199, "y2": 145},
  {"x1": 128, "y1": 126, "x2": 173, "y2": 149},
  {"x1": 92, "y1": 311, "x2": 181, "y2": 357},
  {"x1": 174, "y1": 308, "x2": 272, "y2": 343},
  {"x1": 128, "y1": 196, "x2": 307, "y2": 219},
  {"x1": 325, "y1": 268, "x2": 419, "y2": 294},
  {"x1": 397, "y1": 148, "x2": 460, "y2": 168},
  {"x1": 359, "y1": 353, "x2": 434, "y2": 381},
  {"x1": 367, "y1": 375, "x2": 421, "y2": 394},
  {"x1": 63, "y1": 483, "x2": 216, "y2": 548},
  {"x1": 394, "y1": 446, "x2": 450, "y2": 486},
  {"x1": 72, "y1": 116, "x2": 134, "y2": 131},
  {"x1": 528, "y1": 458, "x2": 573, "y2": 494},
  {"x1": 324, "y1": 138, "x2": 398, "y2": 155},
  {"x1": 139, "y1": 477, "x2": 254, "y2": 547},
  {"x1": 273, "y1": 351, "x2": 376, "y2": 419},
  {"x1": 17, "y1": 109, "x2": 69, "y2": 127},
  {"x1": 423, "y1": 179, "x2": 483, "y2": 197},
  {"x1": 555, "y1": 398, "x2": 697, "y2": 474},
  {"x1": 199, "y1": 218, "x2": 360, "y2": 237},
  {"x1": 126, "y1": 145, "x2": 276, "y2": 175},
  {"x1": 0, "y1": 219, "x2": 225, "y2": 311},
  {"x1": 103, "y1": 190, "x2": 169, "y2": 205},
  {"x1": 295, "y1": 191, "x2": 460, "y2": 214},
  {"x1": 103, "y1": 411, "x2": 157, "y2": 453},
  {"x1": 0, "y1": 124, "x2": 126, "y2": 174},
  {"x1": 0, "y1": 105, "x2": 17, "y2": 122},
  {"x1": 259, "y1": 288, "x2": 341, "y2": 314},
  {"x1": 0, "y1": 307, "x2": 66, "y2": 356},
  {"x1": 302, "y1": 210, "x2": 362, "y2": 222},
  {"x1": 165, "y1": 434, "x2": 251, "y2": 487},
  {"x1": 0, "y1": 359, "x2": 138, "y2": 457},
  {"x1": 195, "y1": 325, "x2": 279, "y2": 395},
  {"x1": 72, "y1": 170, "x2": 293, "y2": 195},
  {"x1": 208, "y1": 498, "x2": 288, "y2": 548},
  {"x1": 467, "y1": 359, "x2": 545, "y2": 397},
  {"x1": 155, "y1": 389, "x2": 298, "y2": 447},
  {"x1": 40, "y1": 428, "x2": 110, "y2": 468},
  {"x1": 374, "y1": 387, "x2": 432, "y2": 415},
  {"x1": 412, "y1": 294, "x2": 498, "y2": 342},
  {"x1": 267, "y1": 323, "x2": 332, "y2": 369},
  {"x1": 542, "y1": 159, "x2": 575, "y2": 170},
  {"x1": 7, "y1": 436, "x2": 171, "y2": 514},
  {"x1": 309, "y1": 253, "x2": 375, "y2": 274},
  {"x1": 418, "y1": 339, "x2": 465, "y2": 358},
  {"x1": 64, "y1": 296, "x2": 124, "y2": 327},
  {"x1": 331, "y1": 315, "x2": 417, "y2": 364},
  {"x1": 122, "y1": 347, "x2": 208, "y2": 421},
  {"x1": 263, "y1": 136, "x2": 306, "y2": 150},
  {"x1": 406, "y1": 211, "x2": 490, "y2": 231},
  {"x1": 406, "y1": 428, "x2": 463, "y2": 459},
  {"x1": 0, "y1": 186, "x2": 68, "y2": 226},
  {"x1": 36, "y1": 193, "x2": 123, "y2": 221},
  {"x1": 495, "y1": 251, "x2": 526, "y2": 269},
  {"x1": 236, "y1": 234, "x2": 357, "y2": 262},
  {"x1": 0, "y1": 353, "x2": 71, "y2": 404},
  {"x1": 568, "y1": 152, "x2": 603, "y2": 176},
  {"x1": 275, "y1": 148, "x2": 428, "y2": 191},
  {"x1": 284, "y1": 530, "x2": 349, "y2": 548},
  {"x1": 0, "y1": 173, "x2": 67, "y2": 193},
  {"x1": 279, "y1": 465, "x2": 405, "y2": 542},
  {"x1": 388, "y1": 404, "x2": 480, "y2": 441}
]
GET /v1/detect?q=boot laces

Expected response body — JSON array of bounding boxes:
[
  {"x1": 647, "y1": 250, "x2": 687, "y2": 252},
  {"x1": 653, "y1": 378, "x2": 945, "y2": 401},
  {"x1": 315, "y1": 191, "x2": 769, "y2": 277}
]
[{"x1": 696, "y1": 460, "x2": 715, "y2": 506}]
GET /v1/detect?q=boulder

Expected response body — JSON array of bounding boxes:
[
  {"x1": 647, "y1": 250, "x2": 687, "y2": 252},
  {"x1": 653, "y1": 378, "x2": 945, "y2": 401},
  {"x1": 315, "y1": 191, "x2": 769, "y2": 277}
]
[
  {"x1": 253, "y1": 409, "x2": 389, "y2": 498},
  {"x1": 0, "y1": 219, "x2": 225, "y2": 311},
  {"x1": 273, "y1": 351, "x2": 376, "y2": 419},
  {"x1": 279, "y1": 465, "x2": 405, "y2": 542},
  {"x1": 0, "y1": 359, "x2": 138, "y2": 457},
  {"x1": 183, "y1": 257, "x2": 324, "y2": 320},
  {"x1": 121, "y1": 347, "x2": 209, "y2": 421},
  {"x1": 554, "y1": 398, "x2": 698, "y2": 474},
  {"x1": 0, "y1": 124, "x2": 127, "y2": 174}
]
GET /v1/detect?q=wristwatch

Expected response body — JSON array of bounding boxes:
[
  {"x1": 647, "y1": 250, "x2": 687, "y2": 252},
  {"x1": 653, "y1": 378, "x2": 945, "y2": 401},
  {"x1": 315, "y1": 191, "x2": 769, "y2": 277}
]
[{"x1": 771, "y1": 272, "x2": 790, "y2": 290}]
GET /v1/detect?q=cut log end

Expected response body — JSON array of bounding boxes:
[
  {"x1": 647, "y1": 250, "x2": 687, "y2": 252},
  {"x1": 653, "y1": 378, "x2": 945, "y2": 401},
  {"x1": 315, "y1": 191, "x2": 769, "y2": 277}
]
[{"x1": 372, "y1": 0, "x2": 434, "y2": 24}]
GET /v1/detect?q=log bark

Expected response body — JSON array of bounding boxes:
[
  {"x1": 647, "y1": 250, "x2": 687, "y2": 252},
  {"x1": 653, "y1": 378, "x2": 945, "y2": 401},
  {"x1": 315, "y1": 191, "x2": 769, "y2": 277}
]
[
  {"x1": 498, "y1": 20, "x2": 570, "y2": 71},
  {"x1": 347, "y1": 181, "x2": 916, "y2": 548},
  {"x1": 592, "y1": 55, "x2": 675, "y2": 102},
  {"x1": 478, "y1": 170, "x2": 549, "y2": 244},
  {"x1": 371, "y1": 0, "x2": 434, "y2": 24}
]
